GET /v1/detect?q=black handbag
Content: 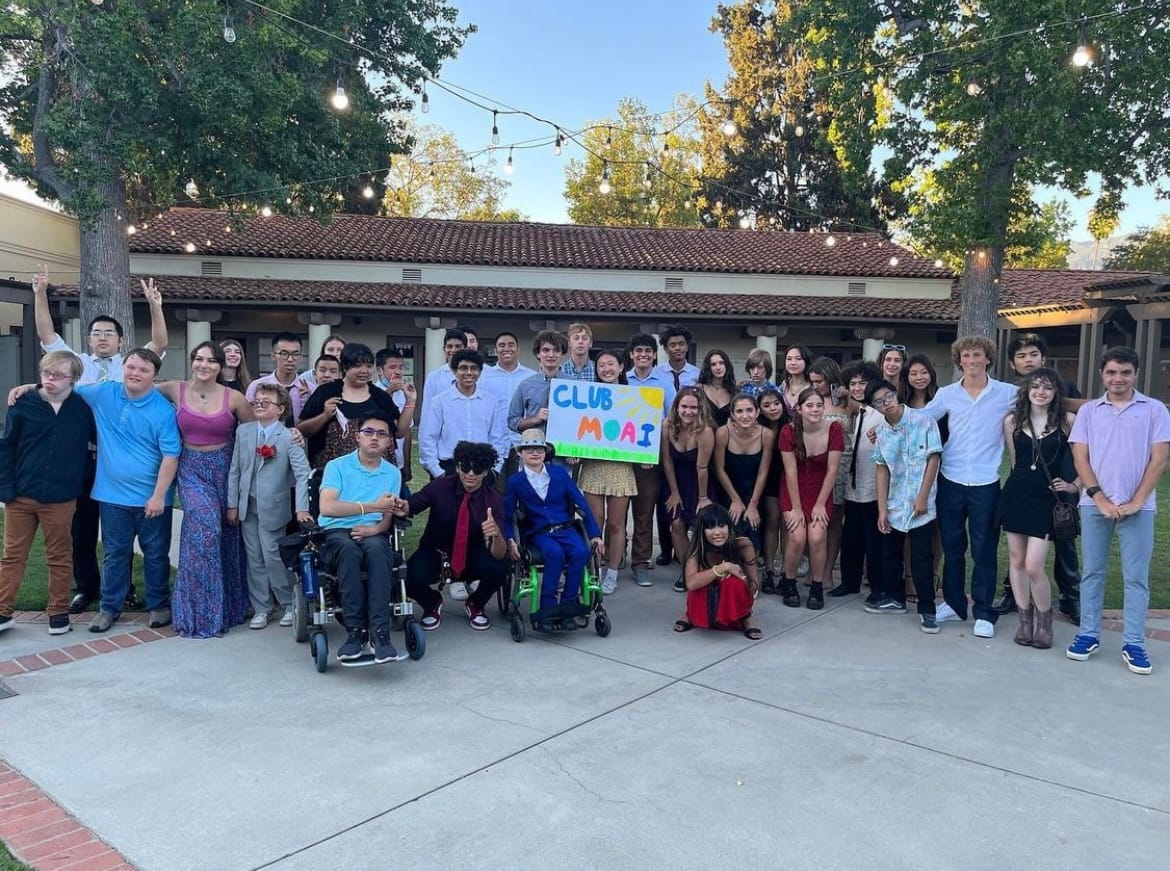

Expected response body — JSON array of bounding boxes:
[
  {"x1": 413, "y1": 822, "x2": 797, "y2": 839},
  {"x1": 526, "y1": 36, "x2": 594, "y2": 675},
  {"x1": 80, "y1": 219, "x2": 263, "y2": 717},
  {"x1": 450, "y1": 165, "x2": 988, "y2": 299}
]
[{"x1": 1028, "y1": 421, "x2": 1080, "y2": 541}]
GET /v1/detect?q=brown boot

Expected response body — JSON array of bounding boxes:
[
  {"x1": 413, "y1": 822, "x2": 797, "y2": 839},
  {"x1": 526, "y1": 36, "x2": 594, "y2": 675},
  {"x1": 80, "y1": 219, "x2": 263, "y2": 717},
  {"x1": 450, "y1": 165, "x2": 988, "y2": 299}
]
[
  {"x1": 1014, "y1": 604, "x2": 1034, "y2": 646},
  {"x1": 1032, "y1": 608, "x2": 1053, "y2": 649}
]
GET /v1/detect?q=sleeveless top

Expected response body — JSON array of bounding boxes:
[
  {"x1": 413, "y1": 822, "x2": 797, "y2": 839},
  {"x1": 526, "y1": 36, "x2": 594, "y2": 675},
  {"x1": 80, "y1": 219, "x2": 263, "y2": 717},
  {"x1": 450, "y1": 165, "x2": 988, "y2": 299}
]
[{"x1": 177, "y1": 382, "x2": 237, "y2": 446}]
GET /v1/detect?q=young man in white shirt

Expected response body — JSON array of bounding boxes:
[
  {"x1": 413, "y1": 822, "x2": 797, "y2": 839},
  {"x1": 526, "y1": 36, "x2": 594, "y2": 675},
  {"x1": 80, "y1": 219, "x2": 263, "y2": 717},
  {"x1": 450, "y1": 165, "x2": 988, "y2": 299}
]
[
  {"x1": 919, "y1": 336, "x2": 1015, "y2": 638},
  {"x1": 418, "y1": 350, "x2": 509, "y2": 480},
  {"x1": 422, "y1": 328, "x2": 467, "y2": 403},
  {"x1": 480, "y1": 331, "x2": 536, "y2": 480}
]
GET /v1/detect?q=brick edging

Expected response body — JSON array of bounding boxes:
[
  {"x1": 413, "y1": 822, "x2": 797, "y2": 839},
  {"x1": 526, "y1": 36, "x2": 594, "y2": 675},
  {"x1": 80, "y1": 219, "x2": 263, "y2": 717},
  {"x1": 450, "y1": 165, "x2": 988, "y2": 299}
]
[
  {"x1": 0, "y1": 624, "x2": 175, "y2": 678},
  {"x1": 0, "y1": 761, "x2": 135, "y2": 870}
]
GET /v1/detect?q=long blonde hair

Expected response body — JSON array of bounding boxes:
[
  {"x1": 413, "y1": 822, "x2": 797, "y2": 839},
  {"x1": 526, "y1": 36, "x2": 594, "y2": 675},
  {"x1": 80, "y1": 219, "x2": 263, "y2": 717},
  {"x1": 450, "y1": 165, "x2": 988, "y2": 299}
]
[{"x1": 667, "y1": 387, "x2": 714, "y2": 439}]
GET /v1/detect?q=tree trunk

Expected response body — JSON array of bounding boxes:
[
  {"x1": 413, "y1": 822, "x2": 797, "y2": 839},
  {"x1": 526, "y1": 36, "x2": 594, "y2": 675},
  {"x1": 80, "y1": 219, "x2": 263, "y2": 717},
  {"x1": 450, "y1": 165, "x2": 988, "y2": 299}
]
[
  {"x1": 77, "y1": 175, "x2": 135, "y2": 343},
  {"x1": 955, "y1": 245, "x2": 1004, "y2": 341}
]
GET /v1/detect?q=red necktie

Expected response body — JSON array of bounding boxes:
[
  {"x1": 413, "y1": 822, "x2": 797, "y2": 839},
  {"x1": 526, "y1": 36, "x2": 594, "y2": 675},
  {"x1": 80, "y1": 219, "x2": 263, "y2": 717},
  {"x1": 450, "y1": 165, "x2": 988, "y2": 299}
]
[{"x1": 451, "y1": 491, "x2": 471, "y2": 577}]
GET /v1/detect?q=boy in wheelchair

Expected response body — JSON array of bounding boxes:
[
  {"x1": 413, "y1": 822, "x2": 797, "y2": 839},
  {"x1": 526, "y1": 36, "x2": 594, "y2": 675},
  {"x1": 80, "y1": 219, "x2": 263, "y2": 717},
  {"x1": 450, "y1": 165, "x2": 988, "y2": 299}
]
[
  {"x1": 504, "y1": 429, "x2": 602, "y2": 631},
  {"x1": 316, "y1": 412, "x2": 408, "y2": 663}
]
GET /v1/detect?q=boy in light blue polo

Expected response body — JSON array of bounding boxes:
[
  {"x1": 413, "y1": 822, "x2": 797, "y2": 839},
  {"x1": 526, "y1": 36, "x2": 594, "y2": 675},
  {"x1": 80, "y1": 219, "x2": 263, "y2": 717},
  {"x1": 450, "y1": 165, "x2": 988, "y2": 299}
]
[{"x1": 1067, "y1": 347, "x2": 1170, "y2": 674}]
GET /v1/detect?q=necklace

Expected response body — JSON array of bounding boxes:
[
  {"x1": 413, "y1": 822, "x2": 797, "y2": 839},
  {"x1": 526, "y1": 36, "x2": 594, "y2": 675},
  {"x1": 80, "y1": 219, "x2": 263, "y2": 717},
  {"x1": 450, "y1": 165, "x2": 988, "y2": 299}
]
[{"x1": 1028, "y1": 419, "x2": 1053, "y2": 471}]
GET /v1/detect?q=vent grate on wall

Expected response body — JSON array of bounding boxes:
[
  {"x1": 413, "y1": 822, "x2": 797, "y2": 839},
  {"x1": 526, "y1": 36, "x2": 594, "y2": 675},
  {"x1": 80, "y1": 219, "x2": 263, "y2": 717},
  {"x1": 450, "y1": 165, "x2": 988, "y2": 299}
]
[
  {"x1": 200, "y1": 261, "x2": 223, "y2": 276},
  {"x1": 402, "y1": 267, "x2": 422, "y2": 283},
  {"x1": 664, "y1": 276, "x2": 684, "y2": 291},
  {"x1": 847, "y1": 281, "x2": 867, "y2": 295}
]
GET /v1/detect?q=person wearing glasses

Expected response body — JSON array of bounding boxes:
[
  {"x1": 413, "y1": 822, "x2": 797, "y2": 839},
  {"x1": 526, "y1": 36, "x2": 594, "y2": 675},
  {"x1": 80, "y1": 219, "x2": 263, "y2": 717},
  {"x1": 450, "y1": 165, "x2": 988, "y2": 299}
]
[
  {"x1": 0, "y1": 352, "x2": 95, "y2": 637},
  {"x1": 226, "y1": 383, "x2": 312, "y2": 630},
  {"x1": 399, "y1": 441, "x2": 509, "y2": 632},
  {"x1": 246, "y1": 332, "x2": 312, "y2": 425},
  {"x1": 154, "y1": 342, "x2": 256, "y2": 638},
  {"x1": 418, "y1": 349, "x2": 509, "y2": 480},
  {"x1": 317, "y1": 413, "x2": 408, "y2": 664},
  {"x1": 29, "y1": 264, "x2": 168, "y2": 616}
]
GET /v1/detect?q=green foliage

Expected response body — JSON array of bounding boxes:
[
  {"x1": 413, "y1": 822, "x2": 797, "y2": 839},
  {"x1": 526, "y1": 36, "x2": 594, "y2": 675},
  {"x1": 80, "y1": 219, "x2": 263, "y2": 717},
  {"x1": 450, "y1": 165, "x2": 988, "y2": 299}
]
[
  {"x1": 698, "y1": 0, "x2": 893, "y2": 231},
  {"x1": 382, "y1": 125, "x2": 524, "y2": 221},
  {"x1": 563, "y1": 96, "x2": 703, "y2": 228},
  {"x1": 1104, "y1": 215, "x2": 1170, "y2": 273},
  {"x1": 787, "y1": 0, "x2": 1170, "y2": 334}
]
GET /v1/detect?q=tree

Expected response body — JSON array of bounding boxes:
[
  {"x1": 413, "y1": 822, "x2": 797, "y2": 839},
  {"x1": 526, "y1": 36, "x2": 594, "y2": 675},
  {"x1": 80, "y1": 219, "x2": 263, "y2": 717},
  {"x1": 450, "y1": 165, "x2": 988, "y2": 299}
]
[
  {"x1": 1104, "y1": 216, "x2": 1170, "y2": 273},
  {"x1": 698, "y1": 1, "x2": 895, "y2": 231},
  {"x1": 786, "y1": 1, "x2": 1170, "y2": 340},
  {"x1": 563, "y1": 97, "x2": 703, "y2": 228},
  {"x1": 0, "y1": 1, "x2": 470, "y2": 336},
  {"x1": 381, "y1": 125, "x2": 524, "y2": 221},
  {"x1": 1087, "y1": 190, "x2": 1123, "y2": 269}
]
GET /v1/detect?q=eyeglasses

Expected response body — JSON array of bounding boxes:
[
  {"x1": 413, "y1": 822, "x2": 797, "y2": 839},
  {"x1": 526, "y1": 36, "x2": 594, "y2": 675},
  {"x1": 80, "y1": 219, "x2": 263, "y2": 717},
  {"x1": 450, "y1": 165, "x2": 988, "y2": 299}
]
[
  {"x1": 89, "y1": 329, "x2": 118, "y2": 338},
  {"x1": 871, "y1": 393, "x2": 897, "y2": 407},
  {"x1": 249, "y1": 400, "x2": 280, "y2": 409},
  {"x1": 40, "y1": 369, "x2": 74, "y2": 382},
  {"x1": 519, "y1": 445, "x2": 545, "y2": 452},
  {"x1": 882, "y1": 344, "x2": 907, "y2": 352},
  {"x1": 455, "y1": 365, "x2": 480, "y2": 374},
  {"x1": 358, "y1": 427, "x2": 391, "y2": 439},
  {"x1": 272, "y1": 350, "x2": 302, "y2": 360}
]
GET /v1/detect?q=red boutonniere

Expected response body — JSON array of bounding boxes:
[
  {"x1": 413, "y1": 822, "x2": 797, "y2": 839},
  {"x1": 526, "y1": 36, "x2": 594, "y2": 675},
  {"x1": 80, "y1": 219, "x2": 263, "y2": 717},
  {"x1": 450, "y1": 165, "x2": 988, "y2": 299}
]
[{"x1": 257, "y1": 444, "x2": 277, "y2": 461}]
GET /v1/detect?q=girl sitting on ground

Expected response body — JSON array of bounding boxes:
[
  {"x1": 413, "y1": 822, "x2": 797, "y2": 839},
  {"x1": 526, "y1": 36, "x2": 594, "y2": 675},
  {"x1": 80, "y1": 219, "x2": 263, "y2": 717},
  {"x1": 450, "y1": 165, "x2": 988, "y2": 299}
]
[{"x1": 674, "y1": 504, "x2": 761, "y2": 640}]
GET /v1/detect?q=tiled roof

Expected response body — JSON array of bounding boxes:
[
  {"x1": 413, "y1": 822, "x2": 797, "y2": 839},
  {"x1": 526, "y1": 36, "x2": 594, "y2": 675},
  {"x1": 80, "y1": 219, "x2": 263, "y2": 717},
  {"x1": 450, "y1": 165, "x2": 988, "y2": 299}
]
[
  {"x1": 129, "y1": 208, "x2": 953, "y2": 279},
  {"x1": 995, "y1": 268, "x2": 1145, "y2": 310},
  {"x1": 54, "y1": 275, "x2": 962, "y2": 322}
]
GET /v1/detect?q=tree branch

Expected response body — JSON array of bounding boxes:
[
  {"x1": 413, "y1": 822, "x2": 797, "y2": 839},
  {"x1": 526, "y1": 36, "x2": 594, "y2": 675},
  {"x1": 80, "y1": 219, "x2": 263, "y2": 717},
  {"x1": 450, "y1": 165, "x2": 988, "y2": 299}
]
[{"x1": 30, "y1": 41, "x2": 73, "y2": 202}]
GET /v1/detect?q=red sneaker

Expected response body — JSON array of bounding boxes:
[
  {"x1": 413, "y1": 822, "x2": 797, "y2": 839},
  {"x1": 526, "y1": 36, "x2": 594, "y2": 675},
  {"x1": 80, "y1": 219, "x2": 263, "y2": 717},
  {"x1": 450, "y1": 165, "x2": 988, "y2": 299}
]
[{"x1": 465, "y1": 603, "x2": 491, "y2": 631}]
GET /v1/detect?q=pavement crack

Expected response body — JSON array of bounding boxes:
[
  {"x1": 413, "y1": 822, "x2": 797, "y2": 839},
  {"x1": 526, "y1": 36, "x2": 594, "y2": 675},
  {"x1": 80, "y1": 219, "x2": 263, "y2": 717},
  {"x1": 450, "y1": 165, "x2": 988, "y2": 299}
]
[
  {"x1": 536, "y1": 745, "x2": 627, "y2": 805},
  {"x1": 454, "y1": 701, "x2": 543, "y2": 734}
]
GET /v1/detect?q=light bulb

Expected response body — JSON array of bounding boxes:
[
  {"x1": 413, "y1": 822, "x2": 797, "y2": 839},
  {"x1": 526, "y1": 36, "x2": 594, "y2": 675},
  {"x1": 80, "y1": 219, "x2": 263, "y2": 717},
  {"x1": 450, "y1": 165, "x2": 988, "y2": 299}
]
[
  {"x1": 331, "y1": 80, "x2": 348, "y2": 111},
  {"x1": 965, "y1": 80, "x2": 982, "y2": 96},
  {"x1": 553, "y1": 130, "x2": 563, "y2": 156},
  {"x1": 1072, "y1": 44, "x2": 1092, "y2": 67},
  {"x1": 889, "y1": 256, "x2": 899, "y2": 266},
  {"x1": 223, "y1": 15, "x2": 236, "y2": 43},
  {"x1": 794, "y1": 124, "x2": 804, "y2": 137},
  {"x1": 504, "y1": 148, "x2": 514, "y2": 174},
  {"x1": 261, "y1": 205, "x2": 273, "y2": 217},
  {"x1": 605, "y1": 126, "x2": 612, "y2": 147},
  {"x1": 825, "y1": 235, "x2": 836, "y2": 247},
  {"x1": 362, "y1": 185, "x2": 374, "y2": 198},
  {"x1": 599, "y1": 178, "x2": 611, "y2": 194},
  {"x1": 184, "y1": 180, "x2": 199, "y2": 198},
  {"x1": 934, "y1": 258, "x2": 944, "y2": 268},
  {"x1": 491, "y1": 110, "x2": 500, "y2": 145},
  {"x1": 722, "y1": 118, "x2": 736, "y2": 136},
  {"x1": 184, "y1": 242, "x2": 196, "y2": 253},
  {"x1": 91, "y1": 0, "x2": 103, "y2": 5},
  {"x1": 126, "y1": 225, "x2": 137, "y2": 235},
  {"x1": 420, "y1": 87, "x2": 429, "y2": 113}
]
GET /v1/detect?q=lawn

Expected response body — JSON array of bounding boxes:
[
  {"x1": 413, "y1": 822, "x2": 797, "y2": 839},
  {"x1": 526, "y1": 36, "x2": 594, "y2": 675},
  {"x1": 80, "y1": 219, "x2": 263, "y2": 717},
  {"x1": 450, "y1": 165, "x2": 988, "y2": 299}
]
[
  {"x1": 0, "y1": 843, "x2": 31, "y2": 871},
  {"x1": 2, "y1": 451, "x2": 1167, "y2": 611}
]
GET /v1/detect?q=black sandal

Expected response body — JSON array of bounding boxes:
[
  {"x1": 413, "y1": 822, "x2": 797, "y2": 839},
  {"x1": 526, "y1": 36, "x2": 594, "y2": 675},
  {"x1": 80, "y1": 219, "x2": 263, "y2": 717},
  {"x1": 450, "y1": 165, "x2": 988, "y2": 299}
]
[
  {"x1": 673, "y1": 619, "x2": 693, "y2": 633},
  {"x1": 742, "y1": 624, "x2": 763, "y2": 640}
]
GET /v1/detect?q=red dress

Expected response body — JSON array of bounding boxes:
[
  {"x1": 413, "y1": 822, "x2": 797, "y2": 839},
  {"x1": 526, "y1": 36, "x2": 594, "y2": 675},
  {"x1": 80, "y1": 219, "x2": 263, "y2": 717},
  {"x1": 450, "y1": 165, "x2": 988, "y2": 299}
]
[
  {"x1": 686, "y1": 573, "x2": 754, "y2": 630},
  {"x1": 778, "y1": 421, "x2": 844, "y2": 522}
]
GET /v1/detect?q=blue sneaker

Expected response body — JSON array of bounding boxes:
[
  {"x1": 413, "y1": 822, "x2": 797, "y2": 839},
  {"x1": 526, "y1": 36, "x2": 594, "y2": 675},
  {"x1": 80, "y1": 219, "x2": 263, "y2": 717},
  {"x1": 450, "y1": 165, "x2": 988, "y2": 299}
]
[
  {"x1": 1121, "y1": 644, "x2": 1152, "y2": 675},
  {"x1": 1066, "y1": 634, "x2": 1100, "y2": 661}
]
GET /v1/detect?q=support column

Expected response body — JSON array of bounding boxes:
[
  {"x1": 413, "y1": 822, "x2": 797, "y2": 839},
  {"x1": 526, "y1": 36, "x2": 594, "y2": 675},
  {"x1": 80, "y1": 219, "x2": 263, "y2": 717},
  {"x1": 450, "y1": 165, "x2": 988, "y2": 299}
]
[
  {"x1": 861, "y1": 338, "x2": 884, "y2": 362},
  {"x1": 307, "y1": 323, "x2": 333, "y2": 359},
  {"x1": 746, "y1": 325, "x2": 783, "y2": 368},
  {"x1": 754, "y1": 333, "x2": 777, "y2": 364},
  {"x1": 186, "y1": 319, "x2": 211, "y2": 349},
  {"x1": 1084, "y1": 318, "x2": 1105, "y2": 397},
  {"x1": 64, "y1": 318, "x2": 82, "y2": 351},
  {"x1": 424, "y1": 327, "x2": 446, "y2": 382}
]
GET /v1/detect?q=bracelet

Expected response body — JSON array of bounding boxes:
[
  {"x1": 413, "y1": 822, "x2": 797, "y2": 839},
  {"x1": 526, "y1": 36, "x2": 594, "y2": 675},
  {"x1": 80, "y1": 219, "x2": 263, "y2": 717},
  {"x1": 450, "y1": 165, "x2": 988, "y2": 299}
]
[
  {"x1": 749, "y1": 498, "x2": 759, "y2": 506},
  {"x1": 404, "y1": 404, "x2": 416, "y2": 409},
  {"x1": 358, "y1": 502, "x2": 365, "y2": 515}
]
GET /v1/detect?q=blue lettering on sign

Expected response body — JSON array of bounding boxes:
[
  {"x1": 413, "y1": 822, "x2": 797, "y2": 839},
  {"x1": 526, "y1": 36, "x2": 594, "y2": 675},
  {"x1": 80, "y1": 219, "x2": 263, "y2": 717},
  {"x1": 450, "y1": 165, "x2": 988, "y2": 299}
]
[{"x1": 552, "y1": 383, "x2": 613, "y2": 411}]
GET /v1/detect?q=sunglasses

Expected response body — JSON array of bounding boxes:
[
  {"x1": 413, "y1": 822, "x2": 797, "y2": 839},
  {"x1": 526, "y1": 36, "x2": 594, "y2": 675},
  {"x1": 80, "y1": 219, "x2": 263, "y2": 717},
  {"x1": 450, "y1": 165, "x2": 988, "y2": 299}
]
[
  {"x1": 882, "y1": 344, "x2": 907, "y2": 352},
  {"x1": 457, "y1": 464, "x2": 490, "y2": 475}
]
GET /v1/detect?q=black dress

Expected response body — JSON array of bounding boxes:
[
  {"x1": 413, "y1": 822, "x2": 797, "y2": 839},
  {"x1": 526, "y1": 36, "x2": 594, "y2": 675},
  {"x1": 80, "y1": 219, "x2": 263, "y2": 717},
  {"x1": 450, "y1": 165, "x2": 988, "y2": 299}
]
[{"x1": 1000, "y1": 428, "x2": 1075, "y2": 540}]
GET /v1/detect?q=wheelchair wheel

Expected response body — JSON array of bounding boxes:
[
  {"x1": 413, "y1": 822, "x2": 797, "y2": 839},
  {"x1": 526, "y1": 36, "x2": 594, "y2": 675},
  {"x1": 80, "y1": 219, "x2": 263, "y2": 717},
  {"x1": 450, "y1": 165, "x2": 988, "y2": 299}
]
[
  {"x1": 594, "y1": 612, "x2": 611, "y2": 637},
  {"x1": 509, "y1": 612, "x2": 527, "y2": 643},
  {"x1": 310, "y1": 632, "x2": 329, "y2": 673},
  {"x1": 293, "y1": 580, "x2": 309, "y2": 643},
  {"x1": 405, "y1": 619, "x2": 426, "y2": 660}
]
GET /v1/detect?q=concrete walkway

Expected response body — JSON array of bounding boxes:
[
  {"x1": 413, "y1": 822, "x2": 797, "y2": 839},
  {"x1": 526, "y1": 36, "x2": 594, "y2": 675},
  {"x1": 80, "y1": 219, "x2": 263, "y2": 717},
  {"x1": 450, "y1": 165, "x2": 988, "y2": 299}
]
[{"x1": 1, "y1": 572, "x2": 1168, "y2": 870}]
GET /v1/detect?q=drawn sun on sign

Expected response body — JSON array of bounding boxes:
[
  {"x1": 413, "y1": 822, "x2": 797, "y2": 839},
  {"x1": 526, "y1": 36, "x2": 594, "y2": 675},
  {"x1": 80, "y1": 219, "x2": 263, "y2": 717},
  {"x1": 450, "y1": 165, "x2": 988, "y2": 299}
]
[{"x1": 614, "y1": 387, "x2": 664, "y2": 433}]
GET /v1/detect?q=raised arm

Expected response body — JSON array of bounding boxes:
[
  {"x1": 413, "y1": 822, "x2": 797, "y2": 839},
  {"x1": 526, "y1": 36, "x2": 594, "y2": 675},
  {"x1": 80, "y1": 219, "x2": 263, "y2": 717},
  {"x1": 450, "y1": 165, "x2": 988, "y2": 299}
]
[
  {"x1": 32, "y1": 264, "x2": 60, "y2": 347},
  {"x1": 141, "y1": 279, "x2": 168, "y2": 354}
]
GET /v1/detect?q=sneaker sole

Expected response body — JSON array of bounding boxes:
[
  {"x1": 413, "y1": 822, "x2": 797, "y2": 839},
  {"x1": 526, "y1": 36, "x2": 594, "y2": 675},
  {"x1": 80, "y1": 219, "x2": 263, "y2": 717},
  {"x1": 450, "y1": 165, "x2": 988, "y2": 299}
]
[
  {"x1": 374, "y1": 652, "x2": 408, "y2": 664},
  {"x1": 337, "y1": 650, "x2": 368, "y2": 661},
  {"x1": 1123, "y1": 653, "x2": 1152, "y2": 674},
  {"x1": 1066, "y1": 646, "x2": 1099, "y2": 661},
  {"x1": 920, "y1": 624, "x2": 940, "y2": 634},
  {"x1": 48, "y1": 625, "x2": 73, "y2": 635}
]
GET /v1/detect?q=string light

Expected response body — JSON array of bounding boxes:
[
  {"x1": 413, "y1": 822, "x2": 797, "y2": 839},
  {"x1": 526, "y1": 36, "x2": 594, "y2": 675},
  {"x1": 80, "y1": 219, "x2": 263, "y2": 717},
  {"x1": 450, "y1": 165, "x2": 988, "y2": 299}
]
[
  {"x1": 553, "y1": 129, "x2": 563, "y2": 156},
  {"x1": 491, "y1": 110, "x2": 500, "y2": 146},
  {"x1": 794, "y1": 123, "x2": 805, "y2": 137},
  {"x1": 825, "y1": 235, "x2": 836, "y2": 247},
  {"x1": 504, "y1": 147, "x2": 514, "y2": 174},
  {"x1": 331, "y1": 77, "x2": 348, "y2": 111},
  {"x1": 721, "y1": 117, "x2": 736, "y2": 136},
  {"x1": 643, "y1": 162, "x2": 653, "y2": 190},
  {"x1": 184, "y1": 180, "x2": 199, "y2": 199},
  {"x1": 260, "y1": 205, "x2": 273, "y2": 217},
  {"x1": 362, "y1": 184, "x2": 375, "y2": 198},
  {"x1": 223, "y1": 14, "x2": 237, "y2": 44},
  {"x1": 1072, "y1": 25, "x2": 1093, "y2": 66},
  {"x1": 599, "y1": 161, "x2": 611, "y2": 194},
  {"x1": 889, "y1": 256, "x2": 899, "y2": 266},
  {"x1": 605, "y1": 126, "x2": 612, "y2": 147},
  {"x1": 420, "y1": 83, "x2": 430, "y2": 113},
  {"x1": 126, "y1": 225, "x2": 137, "y2": 235},
  {"x1": 965, "y1": 79, "x2": 982, "y2": 96},
  {"x1": 184, "y1": 242, "x2": 196, "y2": 253}
]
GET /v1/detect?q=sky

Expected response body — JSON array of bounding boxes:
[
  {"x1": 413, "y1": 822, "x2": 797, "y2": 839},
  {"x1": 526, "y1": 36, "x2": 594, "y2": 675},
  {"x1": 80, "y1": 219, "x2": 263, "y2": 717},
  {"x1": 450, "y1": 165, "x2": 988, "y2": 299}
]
[{"x1": 2, "y1": 0, "x2": 1166, "y2": 240}]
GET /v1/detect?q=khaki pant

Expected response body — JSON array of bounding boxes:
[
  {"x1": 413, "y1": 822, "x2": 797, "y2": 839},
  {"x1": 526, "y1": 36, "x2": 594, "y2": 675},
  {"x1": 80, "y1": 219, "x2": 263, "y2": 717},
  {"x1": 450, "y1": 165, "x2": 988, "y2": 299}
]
[
  {"x1": 0, "y1": 497, "x2": 77, "y2": 618},
  {"x1": 630, "y1": 465, "x2": 660, "y2": 567}
]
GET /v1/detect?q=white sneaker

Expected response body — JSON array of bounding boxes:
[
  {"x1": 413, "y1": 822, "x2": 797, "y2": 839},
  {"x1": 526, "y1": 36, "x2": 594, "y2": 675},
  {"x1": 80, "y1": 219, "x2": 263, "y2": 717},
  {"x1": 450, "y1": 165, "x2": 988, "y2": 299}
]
[
  {"x1": 934, "y1": 601, "x2": 962, "y2": 623},
  {"x1": 279, "y1": 607, "x2": 295, "y2": 628},
  {"x1": 449, "y1": 581, "x2": 469, "y2": 601},
  {"x1": 249, "y1": 612, "x2": 269, "y2": 630},
  {"x1": 601, "y1": 572, "x2": 618, "y2": 595},
  {"x1": 797, "y1": 555, "x2": 810, "y2": 578},
  {"x1": 973, "y1": 619, "x2": 995, "y2": 638}
]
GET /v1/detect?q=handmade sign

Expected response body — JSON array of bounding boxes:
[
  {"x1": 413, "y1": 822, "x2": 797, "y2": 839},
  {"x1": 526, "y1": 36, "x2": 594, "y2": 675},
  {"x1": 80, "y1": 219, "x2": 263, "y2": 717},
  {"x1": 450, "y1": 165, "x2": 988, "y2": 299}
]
[{"x1": 545, "y1": 378, "x2": 663, "y2": 464}]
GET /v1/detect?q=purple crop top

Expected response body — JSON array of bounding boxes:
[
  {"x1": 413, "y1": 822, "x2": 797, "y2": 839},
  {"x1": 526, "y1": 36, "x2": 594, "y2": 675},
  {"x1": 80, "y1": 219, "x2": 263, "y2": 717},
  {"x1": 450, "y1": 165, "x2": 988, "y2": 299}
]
[{"x1": 177, "y1": 382, "x2": 237, "y2": 446}]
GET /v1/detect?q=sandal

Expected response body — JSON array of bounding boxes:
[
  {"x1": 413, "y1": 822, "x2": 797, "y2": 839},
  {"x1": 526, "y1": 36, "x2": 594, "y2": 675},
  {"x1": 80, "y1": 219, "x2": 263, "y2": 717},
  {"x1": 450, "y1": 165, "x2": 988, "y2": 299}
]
[
  {"x1": 673, "y1": 619, "x2": 693, "y2": 633},
  {"x1": 742, "y1": 624, "x2": 763, "y2": 640}
]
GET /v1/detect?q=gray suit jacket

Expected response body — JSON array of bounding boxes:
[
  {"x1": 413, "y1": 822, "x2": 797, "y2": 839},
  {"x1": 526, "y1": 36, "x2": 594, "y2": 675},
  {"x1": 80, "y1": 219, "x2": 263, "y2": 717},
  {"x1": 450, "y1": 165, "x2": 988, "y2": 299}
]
[{"x1": 228, "y1": 423, "x2": 310, "y2": 529}]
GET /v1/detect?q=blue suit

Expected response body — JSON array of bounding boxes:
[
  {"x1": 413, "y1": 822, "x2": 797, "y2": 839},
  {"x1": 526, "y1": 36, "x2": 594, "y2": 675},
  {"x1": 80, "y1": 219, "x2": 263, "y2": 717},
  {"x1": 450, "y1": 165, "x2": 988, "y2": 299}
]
[{"x1": 504, "y1": 464, "x2": 601, "y2": 609}]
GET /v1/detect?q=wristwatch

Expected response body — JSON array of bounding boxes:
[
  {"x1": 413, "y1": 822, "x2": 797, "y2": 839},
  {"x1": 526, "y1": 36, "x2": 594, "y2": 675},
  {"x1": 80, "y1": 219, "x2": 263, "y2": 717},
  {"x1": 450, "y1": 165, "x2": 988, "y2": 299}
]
[{"x1": 1085, "y1": 485, "x2": 1102, "y2": 498}]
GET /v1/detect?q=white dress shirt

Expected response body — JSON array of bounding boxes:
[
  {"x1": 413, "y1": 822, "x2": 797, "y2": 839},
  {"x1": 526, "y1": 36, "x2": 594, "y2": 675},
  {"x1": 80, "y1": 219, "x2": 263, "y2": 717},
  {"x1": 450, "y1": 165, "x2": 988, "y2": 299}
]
[
  {"x1": 418, "y1": 385, "x2": 509, "y2": 477},
  {"x1": 479, "y1": 362, "x2": 537, "y2": 447},
  {"x1": 524, "y1": 463, "x2": 551, "y2": 500},
  {"x1": 921, "y1": 377, "x2": 1015, "y2": 486}
]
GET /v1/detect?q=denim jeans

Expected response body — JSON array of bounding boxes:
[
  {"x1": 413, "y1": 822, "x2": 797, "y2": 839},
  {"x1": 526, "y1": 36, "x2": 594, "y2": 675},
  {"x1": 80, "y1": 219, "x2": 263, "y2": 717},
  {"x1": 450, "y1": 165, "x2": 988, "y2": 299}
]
[
  {"x1": 1079, "y1": 506, "x2": 1154, "y2": 645},
  {"x1": 99, "y1": 503, "x2": 173, "y2": 615},
  {"x1": 936, "y1": 476, "x2": 1000, "y2": 623}
]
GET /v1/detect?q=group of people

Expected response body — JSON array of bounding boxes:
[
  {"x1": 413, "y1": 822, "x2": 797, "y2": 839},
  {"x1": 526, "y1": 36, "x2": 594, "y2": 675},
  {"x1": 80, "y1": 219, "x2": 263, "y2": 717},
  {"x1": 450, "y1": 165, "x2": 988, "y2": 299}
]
[{"x1": 1, "y1": 267, "x2": 1167, "y2": 674}]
